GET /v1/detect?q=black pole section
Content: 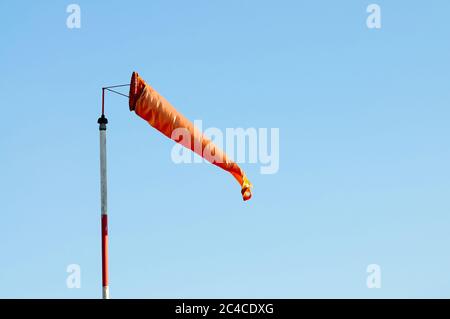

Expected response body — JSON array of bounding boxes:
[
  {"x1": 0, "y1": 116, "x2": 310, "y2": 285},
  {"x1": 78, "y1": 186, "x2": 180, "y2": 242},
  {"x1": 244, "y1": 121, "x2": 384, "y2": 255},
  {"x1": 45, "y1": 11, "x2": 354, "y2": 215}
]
[{"x1": 98, "y1": 114, "x2": 108, "y2": 130}]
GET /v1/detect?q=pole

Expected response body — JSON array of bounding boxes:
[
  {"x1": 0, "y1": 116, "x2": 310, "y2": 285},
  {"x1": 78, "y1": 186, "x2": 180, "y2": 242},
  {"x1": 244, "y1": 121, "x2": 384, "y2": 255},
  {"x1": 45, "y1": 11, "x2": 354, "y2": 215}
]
[{"x1": 98, "y1": 88, "x2": 109, "y2": 299}]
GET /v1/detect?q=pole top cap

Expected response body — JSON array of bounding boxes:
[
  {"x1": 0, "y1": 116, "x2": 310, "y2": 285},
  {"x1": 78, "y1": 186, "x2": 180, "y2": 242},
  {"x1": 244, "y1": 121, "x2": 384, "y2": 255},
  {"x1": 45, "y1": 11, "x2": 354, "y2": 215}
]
[{"x1": 98, "y1": 114, "x2": 108, "y2": 125}]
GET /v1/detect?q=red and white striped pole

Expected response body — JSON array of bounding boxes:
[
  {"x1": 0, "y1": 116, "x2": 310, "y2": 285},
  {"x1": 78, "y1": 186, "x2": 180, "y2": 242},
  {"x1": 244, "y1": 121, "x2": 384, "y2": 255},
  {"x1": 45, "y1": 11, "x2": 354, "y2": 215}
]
[{"x1": 98, "y1": 88, "x2": 110, "y2": 299}]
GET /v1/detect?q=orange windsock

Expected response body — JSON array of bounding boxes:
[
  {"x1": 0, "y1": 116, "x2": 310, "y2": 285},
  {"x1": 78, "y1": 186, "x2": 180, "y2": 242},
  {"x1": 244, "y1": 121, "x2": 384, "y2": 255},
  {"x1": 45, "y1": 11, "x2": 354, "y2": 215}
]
[{"x1": 128, "y1": 72, "x2": 252, "y2": 201}]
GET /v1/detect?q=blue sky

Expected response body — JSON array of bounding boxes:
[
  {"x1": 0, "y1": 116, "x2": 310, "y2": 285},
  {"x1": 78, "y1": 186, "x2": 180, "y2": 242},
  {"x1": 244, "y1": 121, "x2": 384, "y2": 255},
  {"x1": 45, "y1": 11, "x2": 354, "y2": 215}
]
[{"x1": 0, "y1": 0, "x2": 449, "y2": 298}]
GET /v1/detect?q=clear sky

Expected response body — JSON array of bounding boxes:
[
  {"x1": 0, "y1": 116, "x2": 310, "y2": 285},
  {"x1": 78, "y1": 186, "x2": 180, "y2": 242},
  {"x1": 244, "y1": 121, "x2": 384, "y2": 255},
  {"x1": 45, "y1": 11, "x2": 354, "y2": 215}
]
[{"x1": 0, "y1": 0, "x2": 449, "y2": 298}]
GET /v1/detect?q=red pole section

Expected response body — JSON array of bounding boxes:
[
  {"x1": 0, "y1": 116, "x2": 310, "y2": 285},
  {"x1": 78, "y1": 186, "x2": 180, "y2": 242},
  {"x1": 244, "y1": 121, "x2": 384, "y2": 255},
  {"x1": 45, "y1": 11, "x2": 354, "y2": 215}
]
[
  {"x1": 101, "y1": 88, "x2": 105, "y2": 115},
  {"x1": 101, "y1": 214, "x2": 109, "y2": 297}
]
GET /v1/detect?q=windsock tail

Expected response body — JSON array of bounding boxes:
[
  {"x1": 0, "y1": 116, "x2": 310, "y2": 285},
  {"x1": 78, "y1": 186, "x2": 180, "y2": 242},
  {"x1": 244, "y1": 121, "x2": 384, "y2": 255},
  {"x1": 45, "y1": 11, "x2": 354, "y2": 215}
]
[{"x1": 240, "y1": 174, "x2": 253, "y2": 201}]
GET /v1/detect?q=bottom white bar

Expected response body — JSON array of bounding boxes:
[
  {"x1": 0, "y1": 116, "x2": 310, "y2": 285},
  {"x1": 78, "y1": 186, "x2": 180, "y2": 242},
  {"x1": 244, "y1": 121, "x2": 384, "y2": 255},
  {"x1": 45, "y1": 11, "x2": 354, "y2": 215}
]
[{"x1": 103, "y1": 286, "x2": 110, "y2": 299}]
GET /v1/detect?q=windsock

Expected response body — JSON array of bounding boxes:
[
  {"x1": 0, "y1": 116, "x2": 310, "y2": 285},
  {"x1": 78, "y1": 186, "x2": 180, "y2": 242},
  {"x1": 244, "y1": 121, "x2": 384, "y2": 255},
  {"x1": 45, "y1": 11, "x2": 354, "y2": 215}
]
[{"x1": 128, "y1": 72, "x2": 252, "y2": 201}]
